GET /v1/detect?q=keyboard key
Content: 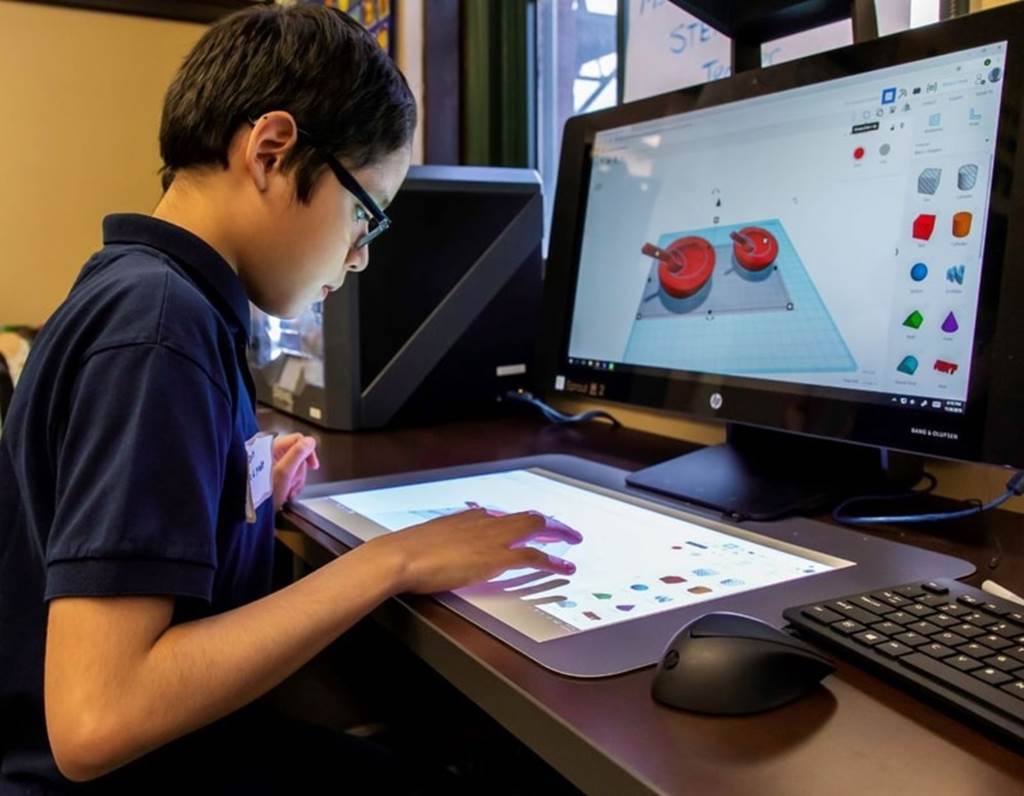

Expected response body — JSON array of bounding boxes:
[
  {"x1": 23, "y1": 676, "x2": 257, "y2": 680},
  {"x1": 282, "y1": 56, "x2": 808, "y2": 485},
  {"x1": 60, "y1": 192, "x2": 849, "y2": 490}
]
[
  {"x1": 832, "y1": 619, "x2": 865, "y2": 635},
  {"x1": 903, "y1": 603, "x2": 935, "y2": 618},
  {"x1": 950, "y1": 623, "x2": 985, "y2": 639},
  {"x1": 921, "y1": 642, "x2": 956, "y2": 659},
  {"x1": 895, "y1": 584, "x2": 926, "y2": 598},
  {"x1": 916, "y1": 594, "x2": 952, "y2": 608},
  {"x1": 984, "y1": 654, "x2": 1024, "y2": 673},
  {"x1": 934, "y1": 603, "x2": 970, "y2": 617},
  {"x1": 828, "y1": 601, "x2": 878, "y2": 625},
  {"x1": 988, "y1": 621, "x2": 1024, "y2": 639},
  {"x1": 929, "y1": 613, "x2": 959, "y2": 628},
  {"x1": 851, "y1": 595, "x2": 890, "y2": 615},
  {"x1": 957, "y1": 594, "x2": 982, "y2": 607},
  {"x1": 947, "y1": 654, "x2": 983, "y2": 673},
  {"x1": 981, "y1": 603, "x2": 1006, "y2": 616},
  {"x1": 872, "y1": 591, "x2": 911, "y2": 608},
  {"x1": 884, "y1": 611, "x2": 918, "y2": 626},
  {"x1": 976, "y1": 634, "x2": 1011, "y2": 651},
  {"x1": 854, "y1": 630, "x2": 888, "y2": 646},
  {"x1": 973, "y1": 667, "x2": 1013, "y2": 686},
  {"x1": 894, "y1": 631, "x2": 930, "y2": 647},
  {"x1": 1001, "y1": 681, "x2": 1024, "y2": 700},
  {"x1": 933, "y1": 631, "x2": 968, "y2": 648},
  {"x1": 957, "y1": 642, "x2": 995, "y2": 659},
  {"x1": 901, "y1": 653, "x2": 1024, "y2": 717},
  {"x1": 908, "y1": 620, "x2": 941, "y2": 636},
  {"x1": 1005, "y1": 611, "x2": 1024, "y2": 624},
  {"x1": 870, "y1": 621, "x2": 903, "y2": 636},
  {"x1": 1004, "y1": 646, "x2": 1024, "y2": 665},
  {"x1": 963, "y1": 611, "x2": 998, "y2": 628},
  {"x1": 877, "y1": 640, "x2": 914, "y2": 658},
  {"x1": 922, "y1": 581, "x2": 949, "y2": 595},
  {"x1": 802, "y1": 605, "x2": 844, "y2": 624}
]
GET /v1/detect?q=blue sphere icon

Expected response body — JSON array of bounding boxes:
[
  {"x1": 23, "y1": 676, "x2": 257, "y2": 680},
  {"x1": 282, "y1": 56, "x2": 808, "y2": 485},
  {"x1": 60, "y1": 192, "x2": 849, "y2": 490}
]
[{"x1": 910, "y1": 262, "x2": 928, "y2": 282}]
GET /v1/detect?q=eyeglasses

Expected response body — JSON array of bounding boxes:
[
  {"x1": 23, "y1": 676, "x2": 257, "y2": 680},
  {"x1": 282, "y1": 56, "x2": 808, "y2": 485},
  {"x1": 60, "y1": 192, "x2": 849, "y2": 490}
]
[
  {"x1": 248, "y1": 117, "x2": 391, "y2": 248},
  {"x1": 301, "y1": 131, "x2": 391, "y2": 248}
]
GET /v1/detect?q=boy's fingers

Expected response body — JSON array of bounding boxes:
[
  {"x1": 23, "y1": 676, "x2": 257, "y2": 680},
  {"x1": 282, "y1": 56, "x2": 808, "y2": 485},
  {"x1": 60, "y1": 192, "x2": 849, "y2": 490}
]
[{"x1": 275, "y1": 438, "x2": 315, "y2": 480}]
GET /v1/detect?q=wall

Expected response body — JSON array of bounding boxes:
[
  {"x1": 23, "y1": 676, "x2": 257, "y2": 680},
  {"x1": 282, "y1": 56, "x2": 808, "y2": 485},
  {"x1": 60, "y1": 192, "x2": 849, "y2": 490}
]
[{"x1": 0, "y1": 1, "x2": 207, "y2": 327}]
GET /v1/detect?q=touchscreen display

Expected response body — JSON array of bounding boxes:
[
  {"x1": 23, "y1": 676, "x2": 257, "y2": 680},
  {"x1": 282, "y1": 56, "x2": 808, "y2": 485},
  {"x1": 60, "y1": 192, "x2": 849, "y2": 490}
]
[{"x1": 309, "y1": 469, "x2": 852, "y2": 642}]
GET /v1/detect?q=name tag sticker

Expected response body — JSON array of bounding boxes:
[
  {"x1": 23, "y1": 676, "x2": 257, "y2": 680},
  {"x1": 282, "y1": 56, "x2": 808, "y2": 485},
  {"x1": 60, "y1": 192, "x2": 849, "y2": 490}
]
[{"x1": 245, "y1": 432, "x2": 275, "y2": 523}]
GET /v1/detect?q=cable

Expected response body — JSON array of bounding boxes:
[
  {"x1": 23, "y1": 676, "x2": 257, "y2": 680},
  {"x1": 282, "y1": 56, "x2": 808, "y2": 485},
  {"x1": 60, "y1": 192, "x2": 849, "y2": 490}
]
[
  {"x1": 833, "y1": 470, "x2": 1024, "y2": 526},
  {"x1": 501, "y1": 390, "x2": 621, "y2": 427}
]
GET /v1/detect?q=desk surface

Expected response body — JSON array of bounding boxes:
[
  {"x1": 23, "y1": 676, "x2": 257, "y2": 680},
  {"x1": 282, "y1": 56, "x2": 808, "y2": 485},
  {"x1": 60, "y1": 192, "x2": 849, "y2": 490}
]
[{"x1": 262, "y1": 407, "x2": 1024, "y2": 795}]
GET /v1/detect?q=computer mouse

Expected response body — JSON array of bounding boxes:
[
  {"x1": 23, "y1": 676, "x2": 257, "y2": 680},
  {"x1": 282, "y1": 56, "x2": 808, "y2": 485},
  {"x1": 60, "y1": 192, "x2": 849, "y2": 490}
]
[{"x1": 651, "y1": 612, "x2": 834, "y2": 715}]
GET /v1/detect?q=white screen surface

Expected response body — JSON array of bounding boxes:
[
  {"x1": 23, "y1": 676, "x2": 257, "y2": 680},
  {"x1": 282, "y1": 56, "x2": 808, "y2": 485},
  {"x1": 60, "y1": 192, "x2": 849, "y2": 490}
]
[
  {"x1": 569, "y1": 42, "x2": 1007, "y2": 406},
  {"x1": 314, "y1": 469, "x2": 852, "y2": 642}
]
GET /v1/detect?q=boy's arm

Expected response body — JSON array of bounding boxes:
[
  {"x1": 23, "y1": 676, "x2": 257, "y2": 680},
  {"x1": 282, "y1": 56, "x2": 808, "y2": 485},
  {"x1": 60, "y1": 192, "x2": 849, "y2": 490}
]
[{"x1": 45, "y1": 508, "x2": 576, "y2": 783}]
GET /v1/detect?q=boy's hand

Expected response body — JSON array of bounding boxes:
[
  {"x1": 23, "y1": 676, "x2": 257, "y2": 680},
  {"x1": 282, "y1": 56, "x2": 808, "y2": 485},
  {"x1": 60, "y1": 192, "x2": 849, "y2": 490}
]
[
  {"x1": 369, "y1": 508, "x2": 583, "y2": 595},
  {"x1": 271, "y1": 433, "x2": 319, "y2": 511}
]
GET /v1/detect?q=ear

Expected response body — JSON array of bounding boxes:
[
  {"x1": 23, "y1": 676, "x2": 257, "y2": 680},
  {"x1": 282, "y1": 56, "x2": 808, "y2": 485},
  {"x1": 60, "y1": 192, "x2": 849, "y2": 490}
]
[{"x1": 243, "y1": 111, "x2": 299, "y2": 192}]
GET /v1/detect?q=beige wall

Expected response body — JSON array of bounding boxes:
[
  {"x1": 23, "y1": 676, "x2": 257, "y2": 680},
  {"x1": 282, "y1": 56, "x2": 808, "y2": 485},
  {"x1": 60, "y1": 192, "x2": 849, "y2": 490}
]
[{"x1": 0, "y1": 1, "x2": 206, "y2": 327}]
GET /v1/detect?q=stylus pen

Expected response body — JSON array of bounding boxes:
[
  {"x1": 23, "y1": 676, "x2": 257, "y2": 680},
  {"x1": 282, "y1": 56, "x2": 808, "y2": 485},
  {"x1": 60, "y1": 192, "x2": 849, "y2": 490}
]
[{"x1": 981, "y1": 579, "x2": 1024, "y2": 606}]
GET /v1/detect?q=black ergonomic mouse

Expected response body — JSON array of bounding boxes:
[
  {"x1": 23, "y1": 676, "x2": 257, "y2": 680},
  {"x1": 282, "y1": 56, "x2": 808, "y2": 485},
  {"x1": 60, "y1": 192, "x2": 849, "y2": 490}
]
[{"x1": 651, "y1": 612, "x2": 834, "y2": 715}]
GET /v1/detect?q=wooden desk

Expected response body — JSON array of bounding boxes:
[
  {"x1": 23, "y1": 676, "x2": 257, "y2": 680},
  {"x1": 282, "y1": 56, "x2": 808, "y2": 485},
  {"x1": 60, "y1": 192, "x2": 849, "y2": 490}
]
[{"x1": 261, "y1": 408, "x2": 1024, "y2": 795}]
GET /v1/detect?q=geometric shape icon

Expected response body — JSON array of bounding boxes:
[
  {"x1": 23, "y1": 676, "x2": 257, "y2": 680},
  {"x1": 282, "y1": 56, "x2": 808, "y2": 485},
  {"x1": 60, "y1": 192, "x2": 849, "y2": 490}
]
[
  {"x1": 903, "y1": 310, "x2": 925, "y2": 329},
  {"x1": 720, "y1": 578, "x2": 746, "y2": 587},
  {"x1": 654, "y1": 595, "x2": 674, "y2": 604},
  {"x1": 881, "y1": 86, "x2": 897, "y2": 104},
  {"x1": 687, "y1": 586, "x2": 713, "y2": 595},
  {"x1": 929, "y1": 112, "x2": 941, "y2": 127},
  {"x1": 593, "y1": 592, "x2": 613, "y2": 600},
  {"x1": 558, "y1": 600, "x2": 577, "y2": 608},
  {"x1": 615, "y1": 605, "x2": 636, "y2": 612},
  {"x1": 583, "y1": 611, "x2": 602, "y2": 621},
  {"x1": 918, "y1": 167, "x2": 942, "y2": 195},
  {"x1": 692, "y1": 568, "x2": 717, "y2": 577},
  {"x1": 880, "y1": 143, "x2": 891, "y2": 156},
  {"x1": 952, "y1": 211, "x2": 973, "y2": 238},
  {"x1": 958, "y1": 163, "x2": 978, "y2": 191},
  {"x1": 854, "y1": 146, "x2": 865, "y2": 160},
  {"x1": 913, "y1": 213, "x2": 937, "y2": 240},
  {"x1": 969, "y1": 108, "x2": 982, "y2": 122},
  {"x1": 659, "y1": 576, "x2": 687, "y2": 585},
  {"x1": 947, "y1": 264, "x2": 965, "y2": 285},
  {"x1": 941, "y1": 311, "x2": 960, "y2": 333},
  {"x1": 934, "y1": 359, "x2": 959, "y2": 375},
  {"x1": 897, "y1": 355, "x2": 920, "y2": 375},
  {"x1": 989, "y1": 67, "x2": 1002, "y2": 84},
  {"x1": 630, "y1": 584, "x2": 649, "y2": 591},
  {"x1": 671, "y1": 545, "x2": 683, "y2": 550},
  {"x1": 910, "y1": 262, "x2": 929, "y2": 281}
]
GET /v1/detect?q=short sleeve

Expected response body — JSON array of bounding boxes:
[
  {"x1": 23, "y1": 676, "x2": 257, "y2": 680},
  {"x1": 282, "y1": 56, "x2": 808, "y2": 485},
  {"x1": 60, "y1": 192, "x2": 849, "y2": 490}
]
[{"x1": 45, "y1": 343, "x2": 233, "y2": 603}]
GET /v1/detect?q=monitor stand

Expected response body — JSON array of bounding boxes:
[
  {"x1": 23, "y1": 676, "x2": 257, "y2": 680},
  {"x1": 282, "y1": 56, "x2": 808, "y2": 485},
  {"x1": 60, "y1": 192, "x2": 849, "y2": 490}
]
[{"x1": 625, "y1": 423, "x2": 923, "y2": 521}]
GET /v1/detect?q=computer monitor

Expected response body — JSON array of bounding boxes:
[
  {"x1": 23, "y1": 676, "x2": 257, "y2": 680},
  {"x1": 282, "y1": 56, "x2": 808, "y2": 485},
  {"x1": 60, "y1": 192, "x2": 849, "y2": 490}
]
[{"x1": 541, "y1": 4, "x2": 1024, "y2": 519}]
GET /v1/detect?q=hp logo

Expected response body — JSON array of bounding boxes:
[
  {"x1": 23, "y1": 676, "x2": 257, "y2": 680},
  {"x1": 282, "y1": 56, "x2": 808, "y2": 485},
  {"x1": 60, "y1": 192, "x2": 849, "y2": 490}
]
[{"x1": 709, "y1": 392, "x2": 723, "y2": 410}]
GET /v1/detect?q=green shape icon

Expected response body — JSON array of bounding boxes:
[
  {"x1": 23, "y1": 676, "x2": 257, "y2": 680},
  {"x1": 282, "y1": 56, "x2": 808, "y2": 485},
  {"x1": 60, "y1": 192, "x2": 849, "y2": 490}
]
[
  {"x1": 903, "y1": 310, "x2": 924, "y2": 330},
  {"x1": 593, "y1": 592, "x2": 612, "y2": 600}
]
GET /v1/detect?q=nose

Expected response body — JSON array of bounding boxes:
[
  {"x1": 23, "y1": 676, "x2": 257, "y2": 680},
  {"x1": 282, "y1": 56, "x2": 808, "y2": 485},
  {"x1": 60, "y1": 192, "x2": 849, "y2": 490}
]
[{"x1": 345, "y1": 242, "x2": 369, "y2": 274}]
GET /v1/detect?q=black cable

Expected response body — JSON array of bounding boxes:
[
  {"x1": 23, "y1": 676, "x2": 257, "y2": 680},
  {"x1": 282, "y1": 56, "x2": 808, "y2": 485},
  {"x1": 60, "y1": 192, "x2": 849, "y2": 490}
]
[
  {"x1": 501, "y1": 390, "x2": 621, "y2": 427},
  {"x1": 833, "y1": 470, "x2": 1023, "y2": 526}
]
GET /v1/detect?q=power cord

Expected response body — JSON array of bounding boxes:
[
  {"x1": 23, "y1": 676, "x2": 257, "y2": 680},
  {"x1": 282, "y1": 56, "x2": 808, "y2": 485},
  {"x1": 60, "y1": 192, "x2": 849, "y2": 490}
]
[
  {"x1": 832, "y1": 470, "x2": 1024, "y2": 526},
  {"x1": 501, "y1": 390, "x2": 621, "y2": 427}
]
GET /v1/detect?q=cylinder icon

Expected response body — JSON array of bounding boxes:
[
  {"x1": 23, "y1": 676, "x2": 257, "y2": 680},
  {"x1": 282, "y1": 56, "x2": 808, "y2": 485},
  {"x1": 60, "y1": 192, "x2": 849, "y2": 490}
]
[{"x1": 952, "y1": 211, "x2": 973, "y2": 238}]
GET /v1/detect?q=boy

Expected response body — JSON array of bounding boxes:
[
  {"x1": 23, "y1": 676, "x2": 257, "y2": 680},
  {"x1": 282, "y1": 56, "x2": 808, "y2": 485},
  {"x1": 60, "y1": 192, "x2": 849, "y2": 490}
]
[{"x1": 0, "y1": 5, "x2": 579, "y2": 792}]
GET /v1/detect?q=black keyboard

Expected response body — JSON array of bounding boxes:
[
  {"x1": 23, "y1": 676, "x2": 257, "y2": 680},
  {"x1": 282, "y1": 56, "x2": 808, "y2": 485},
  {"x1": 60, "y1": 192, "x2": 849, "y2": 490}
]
[{"x1": 784, "y1": 579, "x2": 1024, "y2": 746}]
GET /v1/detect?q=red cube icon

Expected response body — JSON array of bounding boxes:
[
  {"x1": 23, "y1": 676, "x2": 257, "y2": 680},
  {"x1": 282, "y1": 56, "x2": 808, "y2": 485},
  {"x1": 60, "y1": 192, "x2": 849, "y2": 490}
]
[{"x1": 913, "y1": 213, "x2": 937, "y2": 241}]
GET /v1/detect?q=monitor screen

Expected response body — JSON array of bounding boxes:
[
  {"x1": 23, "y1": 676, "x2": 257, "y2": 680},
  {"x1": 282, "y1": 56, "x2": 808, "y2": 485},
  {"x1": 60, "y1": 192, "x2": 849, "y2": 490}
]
[{"x1": 544, "y1": 8, "x2": 1024, "y2": 468}]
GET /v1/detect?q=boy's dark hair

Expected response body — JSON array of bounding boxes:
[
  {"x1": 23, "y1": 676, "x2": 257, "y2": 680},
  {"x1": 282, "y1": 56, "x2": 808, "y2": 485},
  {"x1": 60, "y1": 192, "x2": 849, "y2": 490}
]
[{"x1": 159, "y1": 4, "x2": 416, "y2": 201}]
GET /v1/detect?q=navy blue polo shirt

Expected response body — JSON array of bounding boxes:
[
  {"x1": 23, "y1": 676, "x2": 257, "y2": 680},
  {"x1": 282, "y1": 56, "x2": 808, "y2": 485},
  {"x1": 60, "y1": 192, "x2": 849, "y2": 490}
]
[{"x1": 0, "y1": 214, "x2": 277, "y2": 791}]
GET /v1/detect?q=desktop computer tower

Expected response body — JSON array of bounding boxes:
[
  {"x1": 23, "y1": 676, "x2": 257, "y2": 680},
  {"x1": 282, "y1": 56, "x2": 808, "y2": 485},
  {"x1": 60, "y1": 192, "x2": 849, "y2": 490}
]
[{"x1": 249, "y1": 165, "x2": 544, "y2": 430}]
